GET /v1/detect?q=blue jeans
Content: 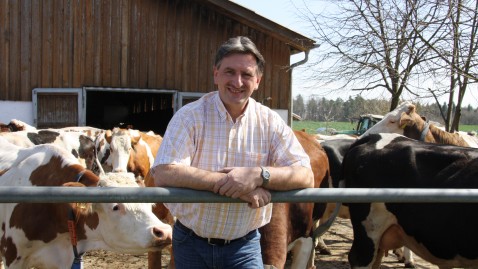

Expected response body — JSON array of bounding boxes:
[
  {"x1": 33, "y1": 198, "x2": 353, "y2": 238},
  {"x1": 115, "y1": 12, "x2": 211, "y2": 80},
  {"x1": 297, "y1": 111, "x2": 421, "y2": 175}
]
[{"x1": 172, "y1": 222, "x2": 263, "y2": 269}]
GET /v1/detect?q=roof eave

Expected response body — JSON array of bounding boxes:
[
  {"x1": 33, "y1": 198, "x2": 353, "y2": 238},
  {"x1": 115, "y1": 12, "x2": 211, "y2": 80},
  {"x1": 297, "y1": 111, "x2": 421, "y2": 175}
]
[{"x1": 200, "y1": 0, "x2": 316, "y2": 53}]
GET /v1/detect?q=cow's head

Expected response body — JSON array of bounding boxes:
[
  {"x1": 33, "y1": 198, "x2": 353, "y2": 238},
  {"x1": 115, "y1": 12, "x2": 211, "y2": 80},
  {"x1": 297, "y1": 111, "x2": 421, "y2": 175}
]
[
  {"x1": 361, "y1": 101, "x2": 415, "y2": 137},
  {"x1": 104, "y1": 128, "x2": 141, "y2": 174},
  {"x1": 83, "y1": 172, "x2": 172, "y2": 253}
]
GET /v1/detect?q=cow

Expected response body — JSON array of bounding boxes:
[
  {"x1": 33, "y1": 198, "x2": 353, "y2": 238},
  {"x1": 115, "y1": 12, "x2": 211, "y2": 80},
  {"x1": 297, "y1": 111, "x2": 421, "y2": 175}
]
[
  {"x1": 0, "y1": 129, "x2": 97, "y2": 172},
  {"x1": 94, "y1": 127, "x2": 173, "y2": 268},
  {"x1": 0, "y1": 119, "x2": 37, "y2": 132},
  {"x1": 360, "y1": 101, "x2": 478, "y2": 266},
  {"x1": 94, "y1": 127, "x2": 163, "y2": 181},
  {"x1": 259, "y1": 130, "x2": 330, "y2": 269},
  {"x1": 0, "y1": 139, "x2": 172, "y2": 269},
  {"x1": 343, "y1": 133, "x2": 478, "y2": 268},
  {"x1": 362, "y1": 101, "x2": 478, "y2": 148}
]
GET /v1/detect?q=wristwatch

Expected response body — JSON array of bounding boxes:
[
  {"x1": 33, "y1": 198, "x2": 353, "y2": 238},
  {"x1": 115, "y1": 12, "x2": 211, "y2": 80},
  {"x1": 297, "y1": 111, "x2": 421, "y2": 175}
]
[{"x1": 260, "y1": 166, "x2": 270, "y2": 187}]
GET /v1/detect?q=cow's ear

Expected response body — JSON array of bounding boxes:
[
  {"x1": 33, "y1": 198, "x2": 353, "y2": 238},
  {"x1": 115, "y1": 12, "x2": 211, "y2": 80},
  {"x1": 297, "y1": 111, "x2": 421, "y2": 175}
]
[
  {"x1": 105, "y1": 130, "x2": 113, "y2": 143},
  {"x1": 399, "y1": 112, "x2": 413, "y2": 129},
  {"x1": 130, "y1": 130, "x2": 141, "y2": 144}
]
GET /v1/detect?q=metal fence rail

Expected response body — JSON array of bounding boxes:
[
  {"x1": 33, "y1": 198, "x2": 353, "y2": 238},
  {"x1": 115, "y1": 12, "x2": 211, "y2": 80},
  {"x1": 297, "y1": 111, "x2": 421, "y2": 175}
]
[{"x1": 1, "y1": 187, "x2": 478, "y2": 203}]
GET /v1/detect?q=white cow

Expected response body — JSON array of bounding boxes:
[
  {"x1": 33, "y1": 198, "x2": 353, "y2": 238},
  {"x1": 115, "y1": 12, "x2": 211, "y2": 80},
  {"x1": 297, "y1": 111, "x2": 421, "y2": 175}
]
[{"x1": 0, "y1": 140, "x2": 172, "y2": 269}]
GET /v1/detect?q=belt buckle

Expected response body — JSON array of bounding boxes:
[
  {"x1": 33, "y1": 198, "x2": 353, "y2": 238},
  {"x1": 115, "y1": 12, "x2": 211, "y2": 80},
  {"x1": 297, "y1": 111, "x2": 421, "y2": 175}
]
[{"x1": 207, "y1": 238, "x2": 230, "y2": 246}]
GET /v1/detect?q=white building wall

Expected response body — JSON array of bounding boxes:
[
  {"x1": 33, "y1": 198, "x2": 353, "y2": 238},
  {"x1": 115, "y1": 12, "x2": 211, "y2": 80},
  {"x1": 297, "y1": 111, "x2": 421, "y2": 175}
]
[{"x1": 0, "y1": 101, "x2": 34, "y2": 126}]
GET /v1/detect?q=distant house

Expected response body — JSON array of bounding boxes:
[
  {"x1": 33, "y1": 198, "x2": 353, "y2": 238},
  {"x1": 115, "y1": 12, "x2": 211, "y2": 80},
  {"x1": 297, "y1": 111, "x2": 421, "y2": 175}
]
[{"x1": 0, "y1": 0, "x2": 315, "y2": 134}]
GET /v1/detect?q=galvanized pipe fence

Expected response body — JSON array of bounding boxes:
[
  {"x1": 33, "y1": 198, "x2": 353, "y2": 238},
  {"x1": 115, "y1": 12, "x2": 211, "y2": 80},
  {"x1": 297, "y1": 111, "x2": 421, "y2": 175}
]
[{"x1": 1, "y1": 187, "x2": 478, "y2": 203}]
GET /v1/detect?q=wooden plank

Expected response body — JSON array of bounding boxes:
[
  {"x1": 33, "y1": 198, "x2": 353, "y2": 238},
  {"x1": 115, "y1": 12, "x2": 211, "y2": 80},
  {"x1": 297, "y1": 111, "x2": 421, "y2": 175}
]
[
  {"x1": 84, "y1": 0, "x2": 94, "y2": 85},
  {"x1": 179, "y1": 2, "x2": 190, "y2": 91},
  {"x1": 93, "y1": 0, "x2": 101, "y2": 85},
  {"x1": 41, "y1": 0, "x2": 52, "y2": 86},
  {"x1": 174, "y1": 0, "x2": 184, "y2": 89},
  {"x1": 110, "y1": 0, "x2": 121, "y2": 87},
  {"x1": 61, "y1": 0, "x2": 73, "y2": 87},
  {"x1": 72, "y1": 0, "x2": 83, "y2": 86},
  {"x1": 156, "y1": 0, "x2": 167, "y2": 87},
  {"x1": 120, "y1": 0, "x2": 129, "y2": 86},
  {"x1": 188, "y1": 2, "x2": 200, "y2": 91},
  {"x1": 0, "y1": 0, "x2": 7, "y2": 99},
  {"x1": 138, "y1": 0, "x2": 149, "y2": 88},
  {"x1": 129, "y1": 0, "x2": 139, "y2": 86},
  {"x1": 30, "y1": 0, "x2": 41, "y2": 90},
  {"x1": 51, "y1": 0, "x2": 63, "y2": 88},
  {"x1": 165, "y1": 0, "x2": 177, "y2": 89},
  {"x1": 198, "y1": 5, "x2": 208, "y2": 91},
  {"x1": 20, "y1": 0, "x2": 32, "y2": 100},
  {"x1": 101, "y1": 1, "x2": 112, "y2": 86},
  {"x1": 10, "y1": 0, "x2": 20, "y2": 99},
  {"x1": 146, "y1": 0, "x2": 158, "y2": 87}
]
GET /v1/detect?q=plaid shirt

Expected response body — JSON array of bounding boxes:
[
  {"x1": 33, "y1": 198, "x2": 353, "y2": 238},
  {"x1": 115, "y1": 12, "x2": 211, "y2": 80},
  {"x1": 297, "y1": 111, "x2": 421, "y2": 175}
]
[{"x1": 153, "y1": 91, "x2": 310, "y2": 240}]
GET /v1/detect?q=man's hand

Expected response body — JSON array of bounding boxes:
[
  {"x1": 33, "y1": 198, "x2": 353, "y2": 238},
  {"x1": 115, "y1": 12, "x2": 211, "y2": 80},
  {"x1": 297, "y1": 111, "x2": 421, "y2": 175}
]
[
  {"x1": 239, "y1": 187, "x2": 271, "y2": 209},
  {"x1": 213, "y1": 167, "x2": 261, "y2": 198}
]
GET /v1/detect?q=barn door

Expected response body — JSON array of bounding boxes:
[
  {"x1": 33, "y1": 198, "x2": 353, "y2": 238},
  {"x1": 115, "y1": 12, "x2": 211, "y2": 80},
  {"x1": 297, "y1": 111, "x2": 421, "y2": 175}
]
[{"x1": 32, "y1": 88, "x2": 84, "y2": 128}]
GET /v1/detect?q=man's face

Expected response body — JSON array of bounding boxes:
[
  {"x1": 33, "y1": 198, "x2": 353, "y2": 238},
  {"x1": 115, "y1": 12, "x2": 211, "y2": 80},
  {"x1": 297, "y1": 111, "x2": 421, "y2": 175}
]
[{"x1": 213, "y1": 53, "x2": 262, "y2": 113}]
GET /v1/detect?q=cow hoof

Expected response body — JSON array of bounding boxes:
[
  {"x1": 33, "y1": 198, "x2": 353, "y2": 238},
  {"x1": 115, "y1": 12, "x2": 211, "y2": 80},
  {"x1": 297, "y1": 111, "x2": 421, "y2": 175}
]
[
  {"x1": 317, "y1": 248, "x2": 332, "y2": 255},
  {"x1": 404, "y1": 262, "x2": 416, "y2": 268}
]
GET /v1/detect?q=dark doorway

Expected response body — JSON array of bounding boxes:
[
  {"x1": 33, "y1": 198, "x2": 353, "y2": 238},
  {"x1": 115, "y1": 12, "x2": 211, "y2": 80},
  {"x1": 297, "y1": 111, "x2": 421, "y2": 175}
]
[{"x1": 85, "y1": 89, "x2": 175, "y2": 136}]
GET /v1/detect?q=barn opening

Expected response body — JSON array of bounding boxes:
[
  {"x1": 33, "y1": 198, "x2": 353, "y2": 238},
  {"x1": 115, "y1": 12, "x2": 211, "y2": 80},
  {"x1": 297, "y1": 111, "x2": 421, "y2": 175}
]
[
  {"x1": 85, "y1": 88, "x2": 175, "y2": 136},
  {"x1": 33, "y1": 88, "x2": 204, "y2": 136}
]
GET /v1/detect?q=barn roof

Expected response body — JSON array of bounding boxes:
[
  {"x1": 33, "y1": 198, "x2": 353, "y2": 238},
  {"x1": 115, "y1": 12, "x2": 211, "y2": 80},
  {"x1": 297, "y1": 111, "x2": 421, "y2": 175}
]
[{"x1": 199, "y1": 0, "x2": 316, "y2": 54}]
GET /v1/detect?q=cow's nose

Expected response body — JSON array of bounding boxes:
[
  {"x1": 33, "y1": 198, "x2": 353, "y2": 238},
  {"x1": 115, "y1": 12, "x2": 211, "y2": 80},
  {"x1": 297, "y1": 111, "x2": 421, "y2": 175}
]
[{"x1": 153, "y1": 225, "x2": 172, "y2": 243}]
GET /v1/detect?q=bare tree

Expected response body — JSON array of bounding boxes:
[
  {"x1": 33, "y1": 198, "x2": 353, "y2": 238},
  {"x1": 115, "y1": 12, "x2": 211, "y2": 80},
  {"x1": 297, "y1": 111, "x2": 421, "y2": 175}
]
[
  {"x1": 418, "y1": 0, "x2": 478, "y2": 131},
  {"x1": 298, "y1": 0, "x2": 446, "y2": 111}
]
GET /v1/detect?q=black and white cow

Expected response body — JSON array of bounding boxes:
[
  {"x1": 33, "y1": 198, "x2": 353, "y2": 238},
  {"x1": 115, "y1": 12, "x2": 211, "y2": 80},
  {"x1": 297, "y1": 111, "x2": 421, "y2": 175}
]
[{"x1": 343, "y1": 133, "x2": 478, "y2": 269}]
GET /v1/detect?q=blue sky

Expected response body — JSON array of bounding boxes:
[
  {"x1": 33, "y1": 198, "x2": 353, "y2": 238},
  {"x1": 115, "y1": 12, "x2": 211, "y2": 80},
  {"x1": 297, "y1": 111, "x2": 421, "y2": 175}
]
[
  {"x1": 232, "y1": 0, "x2": 477, "y2": 107},
  {"x1": 232, "y1": 0, "x2": 384, "y2": 102}
]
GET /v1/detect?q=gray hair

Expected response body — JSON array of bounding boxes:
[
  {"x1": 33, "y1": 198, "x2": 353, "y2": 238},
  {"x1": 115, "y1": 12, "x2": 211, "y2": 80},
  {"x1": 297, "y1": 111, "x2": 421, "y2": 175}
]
[{"x1": 214, "y1": 36, "x2": 265, "y2": 75}]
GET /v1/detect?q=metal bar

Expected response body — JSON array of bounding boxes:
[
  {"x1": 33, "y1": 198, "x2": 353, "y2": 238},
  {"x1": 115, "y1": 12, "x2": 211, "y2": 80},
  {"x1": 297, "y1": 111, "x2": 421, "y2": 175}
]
[{"x1": 1, "y1": 187, "x2": 478, "y2": 203}]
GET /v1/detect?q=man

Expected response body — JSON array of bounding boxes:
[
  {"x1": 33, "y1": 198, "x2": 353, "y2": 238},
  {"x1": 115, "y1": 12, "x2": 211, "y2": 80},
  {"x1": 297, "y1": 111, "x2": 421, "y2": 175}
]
[{"x1": 150, "y1": 36, "x2": 313, "y2": 268}]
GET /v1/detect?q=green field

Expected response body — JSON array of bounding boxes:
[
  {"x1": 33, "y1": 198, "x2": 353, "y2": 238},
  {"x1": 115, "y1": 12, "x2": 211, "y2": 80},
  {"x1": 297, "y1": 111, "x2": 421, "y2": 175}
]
[{"x1": 292, "y1": 120, "x2": 478, "y2": 134}]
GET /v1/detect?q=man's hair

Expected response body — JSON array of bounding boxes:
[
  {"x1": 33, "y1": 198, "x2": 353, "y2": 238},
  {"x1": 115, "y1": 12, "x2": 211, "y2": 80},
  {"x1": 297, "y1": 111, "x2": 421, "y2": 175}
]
[{"x1": 214, "y1": 36, "x2": 265, "y2": 75}]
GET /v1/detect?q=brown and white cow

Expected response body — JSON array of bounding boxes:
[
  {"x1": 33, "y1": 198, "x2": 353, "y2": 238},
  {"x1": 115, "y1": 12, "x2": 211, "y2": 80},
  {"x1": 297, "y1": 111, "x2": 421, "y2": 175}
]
[
  {"x1": 94, "y1": 127, "x2": 173, "y2": 268},
  {"x1": 0, "y1": 129, "x2": 97, "y2": 173},
  {"x1": 260, "y1": 130, "x2": 330, "y2": 269},
  {"x1": 0, "y1": 140, "x2": 172, "y2": 269},
  {"x1": 0, "y1": 119, "x2": 37, "y2": 132},
  {"x1": 362, "y1": 101, "x2": 478, "y2": 148},
  {"x1": 95, "y1": 127, "x2": 161, "y2": 180},
  {"x1": 343, "y1": 133, "x2": 478, "y2": 269}
]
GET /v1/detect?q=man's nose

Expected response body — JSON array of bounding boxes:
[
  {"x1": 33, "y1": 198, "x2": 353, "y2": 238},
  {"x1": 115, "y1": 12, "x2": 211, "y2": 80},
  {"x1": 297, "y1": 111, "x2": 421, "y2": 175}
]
[{"x1": 230, "y1": 74, "x2": 243, "y2": 88}]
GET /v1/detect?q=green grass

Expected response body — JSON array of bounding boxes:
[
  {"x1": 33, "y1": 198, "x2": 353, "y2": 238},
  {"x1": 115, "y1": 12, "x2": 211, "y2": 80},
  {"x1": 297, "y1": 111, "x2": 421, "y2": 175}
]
[{"x1": 292, "y1": 120, "x2": 478, "y2": 134}]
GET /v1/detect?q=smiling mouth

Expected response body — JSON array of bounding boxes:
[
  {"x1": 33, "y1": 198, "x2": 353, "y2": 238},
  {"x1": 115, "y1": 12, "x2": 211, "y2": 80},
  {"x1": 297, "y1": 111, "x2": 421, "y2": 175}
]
[{"x1": 228, "y1": 87, "x2": 243, "y2": 93}]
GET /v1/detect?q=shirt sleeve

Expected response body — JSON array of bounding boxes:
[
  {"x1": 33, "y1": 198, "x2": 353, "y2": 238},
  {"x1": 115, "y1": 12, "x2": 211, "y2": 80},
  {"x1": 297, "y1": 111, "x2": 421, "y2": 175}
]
[
  {"x1": 152, "y1": 110, "x2": 195, "y2": 167},
  {"x1": 269, "y1": 113, "x2": 311, "y2": 168}
]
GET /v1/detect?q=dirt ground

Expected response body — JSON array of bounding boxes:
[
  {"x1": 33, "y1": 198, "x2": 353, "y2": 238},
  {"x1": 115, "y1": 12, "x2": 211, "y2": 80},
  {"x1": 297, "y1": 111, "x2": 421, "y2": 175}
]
[{"x1": 82, "y1": 218, "x2": 438, "y2": 269}]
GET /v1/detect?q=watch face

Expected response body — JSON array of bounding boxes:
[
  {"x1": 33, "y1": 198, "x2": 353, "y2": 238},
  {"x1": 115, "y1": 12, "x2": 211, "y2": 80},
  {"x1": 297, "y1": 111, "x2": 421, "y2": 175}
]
[{"x1": 263, "y1": 170, "x2": 270, "y2": 179}]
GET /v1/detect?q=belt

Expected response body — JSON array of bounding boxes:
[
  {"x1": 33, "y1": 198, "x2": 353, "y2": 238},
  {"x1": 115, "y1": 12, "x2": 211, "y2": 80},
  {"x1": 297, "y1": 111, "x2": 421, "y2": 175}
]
[{"x1": 175, "y1": 220, "x2": 254, "y2": 246}]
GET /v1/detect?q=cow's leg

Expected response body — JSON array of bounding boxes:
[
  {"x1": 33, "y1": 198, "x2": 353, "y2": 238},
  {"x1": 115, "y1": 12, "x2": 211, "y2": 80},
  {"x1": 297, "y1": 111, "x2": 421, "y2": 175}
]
[
  {"x1": 287, "y1": 237, "x2": 315, "y2": 269},
  {"x1": 403, "y1": 247, "x2": 416, "y2": 268},
  {"x1": 348, "y1": 203, "x2": 382, "y2": 269},
  {"x1": 260, "y1": 203, "x2": 288, "y2": 268}
]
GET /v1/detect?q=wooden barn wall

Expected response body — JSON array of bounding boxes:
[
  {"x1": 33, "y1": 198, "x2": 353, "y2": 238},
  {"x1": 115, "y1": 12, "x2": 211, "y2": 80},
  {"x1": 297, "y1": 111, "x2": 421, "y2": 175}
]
[{"x1": 0, "y1": 0, "x2": 292, "y2": 110}]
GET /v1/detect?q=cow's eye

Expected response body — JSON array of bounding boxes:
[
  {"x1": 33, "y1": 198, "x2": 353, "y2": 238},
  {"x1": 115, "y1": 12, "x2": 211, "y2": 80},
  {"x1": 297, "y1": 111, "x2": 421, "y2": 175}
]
[{"x1": 113, "y1": 204, "x2": 120, "y2": 211}]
